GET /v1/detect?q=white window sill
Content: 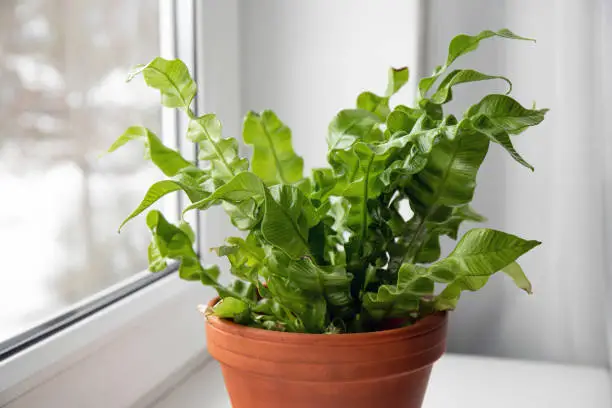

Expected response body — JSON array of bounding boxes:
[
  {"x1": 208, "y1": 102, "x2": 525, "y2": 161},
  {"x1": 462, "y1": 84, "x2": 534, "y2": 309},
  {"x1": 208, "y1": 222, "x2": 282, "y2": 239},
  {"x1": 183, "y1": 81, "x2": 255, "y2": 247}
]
[{"x1": 149, "y1": 353, "x2": 611, "y2": 408}]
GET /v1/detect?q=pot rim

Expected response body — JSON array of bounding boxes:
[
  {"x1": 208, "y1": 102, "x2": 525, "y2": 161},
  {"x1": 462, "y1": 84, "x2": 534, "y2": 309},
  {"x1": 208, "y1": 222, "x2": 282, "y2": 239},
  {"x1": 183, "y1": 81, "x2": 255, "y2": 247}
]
[{"x1": 203, "y1": 297, "x2": 447, "y2": 345}]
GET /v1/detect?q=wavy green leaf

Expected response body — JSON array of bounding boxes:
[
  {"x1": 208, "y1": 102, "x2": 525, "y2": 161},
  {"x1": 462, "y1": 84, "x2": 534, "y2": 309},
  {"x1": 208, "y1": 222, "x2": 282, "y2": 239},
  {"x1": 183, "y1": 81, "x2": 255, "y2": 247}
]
[
  {"x1": 502, "y1": 261, "x2": 533, "y2": 294},
  {"x1": 128, "y1": 57, "x2": 196, "y2": 111},
  {"x1": 430, "y1": 205, "x2": 486, "y2": 240},
  {"x1": 407, "y1": 205, "x2": 486, "y2": 264},
  {"x1": 467, "y1": 94, "x2": 548, "y2": 134},
  {"x1": 146, "y1": 212, "x2": 257, "y2": 303},
  {"x1": 127, "y1": 57, "x2": 197, "y2": 111},
  {"x1": 145, "y1": 210, "x2": 215, "y2": 282},
  {"x1": 212, "y1": 297, "x2": 251, "y2": 324},
  {"x1": 188, "y1": 113, "x2": 248, "y2": 182},
  {"x1": 108, "y1": 126, "x2": 192, "y2": 177},
  {"x1": 120, "y1": 173, "x2": 209, "y2": 231},
  {"x1": 407, "y1": 123, "x2": 489, "y2": 213},
  {"x1": 123, "y1": 181, "x2": 183, "y2": 232},
  {"x1": 430, "y1": 69, "x2": 512, "y2": 105},
  {"x1": 217, "y1": 280, "x2": 258, "y2": 305},
  {"x1": 265, "y1": 273, "x2": 327, "y2": 333},
  {"x1": 327, "y1": 109, "x2": 382, "y2": 152},
  {"x1": 221, "y1": 200, "x2": 261, "y2": 230},
  {"x1": 178, "y1": 221, "x2": 196, "y2": 243},
  {"x1": 243, "y1": 110, "x2": 304, "y2": 185},
  {"x1": 380, "y1": 144, "x2": 428, "y2": 187},
  {"x1": 267, "y1": 251, "x2": 353, "y2": 314},
  {"x1": 356, "y1": 92, "x2": 391, "y2": 120},
  {"x1": 261, "y1": 185, "x2": 317, "y2": 259},
  {"x1": 363, "y1": 264, "x2": 433, "y2": 320},
  {"x1": 183, "y1": 172, "x2": 265, "y2": 213},
  {"x1": 419, "y1": 29, "x2": 533, "y2": 97},
  {"x1": 213, "y1": 235, "x2": 265, "y2": 282},
  {"x1": 471, "y1": 115, "x2": 534, "y2": 170},
  {"x1": 385, "y1": 67, "x2": 410, "y2": 96},
  {"x1": 310, "y1": 168, "x2": 337, "y2": 202},
  {"x1": 386, "y1": 105, "x2": 421, "y2": 135},
  {"x1": 356, "y1": 67, "x2": 409, "y2": 120},
  {"x1": 394, "y1": 121, "x2": 490, "y2": 264},
  {"x1": 431, "y1": 228, "x2": 540, "y2": 310}
]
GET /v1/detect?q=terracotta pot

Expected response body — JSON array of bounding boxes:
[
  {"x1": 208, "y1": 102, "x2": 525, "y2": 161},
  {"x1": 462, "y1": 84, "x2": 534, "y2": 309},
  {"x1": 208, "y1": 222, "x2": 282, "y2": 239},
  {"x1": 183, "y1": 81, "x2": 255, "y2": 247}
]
[{"x1": 205, "y1": 297, "x2": 448, "y2": 408}]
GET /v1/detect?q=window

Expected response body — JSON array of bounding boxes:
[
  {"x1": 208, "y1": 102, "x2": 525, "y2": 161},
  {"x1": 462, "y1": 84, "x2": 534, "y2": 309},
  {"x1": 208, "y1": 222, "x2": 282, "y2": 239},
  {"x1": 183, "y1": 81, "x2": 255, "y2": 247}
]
[
  {"x1": 0, "y1": 1, "x2": 166, "y2": 347},
  {"x1": 0, "y1": 1, "x2": 225, "y2": 406}
]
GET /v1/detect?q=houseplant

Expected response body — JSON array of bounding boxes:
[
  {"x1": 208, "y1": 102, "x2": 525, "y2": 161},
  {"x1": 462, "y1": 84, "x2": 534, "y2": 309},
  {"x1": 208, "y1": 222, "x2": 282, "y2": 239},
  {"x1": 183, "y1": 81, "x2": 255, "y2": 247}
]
[{"x1": 109, "y1": 29, "x2": 546, "y2": 408}]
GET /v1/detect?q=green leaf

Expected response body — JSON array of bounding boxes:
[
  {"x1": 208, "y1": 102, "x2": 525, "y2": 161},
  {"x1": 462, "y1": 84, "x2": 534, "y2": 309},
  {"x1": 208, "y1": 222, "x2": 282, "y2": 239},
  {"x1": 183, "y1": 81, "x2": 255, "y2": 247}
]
[
  {"x1": 187, "y1": 113, "x2": 248, "y2": 182},
  {"x1": 407, "y1": 122, "x2": 490, "y2": 214},
  {"x1": 218, "y1": 280, "x2": 258, "y2": 304},
  {"x1": 380, "y1": 144, "x2": 428, "y2": 187},
  {"x1": 200, "y1": 265, "x2": 222, "y2": 286},
  {"x1": 212, "y1": 297, "x2": 250, "y2": 323},
  {"x1": 178, "y1": 221, "x2": 196, "y2": 243},
  {"x1": 120, "y1": 172, "x2": 209, "y2": 231},
  {"x1": 471, "y1": 115, "x2": 534, "y2": 170},
  {"x1": 265, "y1": 273, "x2": 327, "y2": 333},
  {"x1": 431, "y1": 228, "x2": 540, "y2": 310},
  {"x1": 291, "y1": 258, "x2": 352, "y2": 308},
  {"x1": 363, "y1": 264, "x2": 433, "y2": 320},
  {"x1": 128, "y1": 57, "x2": 196, "y2": 111},
  {"x1": 430, "y1": 69, "x2": 512, "y2": 105},
  {"x1": 123, "y1": 181, "x2": 182, "y2": 232},
  {"x1": 261, "y1": 185, "x2": 314, "y2": 259},
  {"x1": 330, "y1": 132, "x2": 425, "y2": 261},
  {"x1": 355, "y1": 67, "x2": 409, "y2": 120},
  {"x1": 502, "y1": 261, "x2": 533, "y2": 294},
  {"x1": 266, "y1": 251, "x2": 353, "y2": 317},
  {"x1": 243, "y1": 110, "x2": 304, "y2": 185},
  {"x1": 221, "y1": 200, "x2": 262, "y2": 230},
  {"x1": 356, "y1": 92, "x2": 390, "y2": 120},
  {"x1": 430, "y1": 205, "x2": 486, "y2": 240},
  {"x1": 419, "y1": 29, "x2": 533, "y2": 97},
  {"x1": 145, "y1": 210, "x2": 215, "y2": 282},
  {"x1": 310, "y1": 168, "x2": 337, "y2": 202},
  {"x1": 386, "y1": 105, "x2": 421, "y2": 135},
  {"x1": 405, "y1": 205, "x2": 486, "y2": 264},
  {"x1": 183, "y1": 171, "x2": 265, "y2": 213},
  {"x1": 213, "y1": 235, "x2": 265, "y2": 283},
  {"x1": 393, "y1": 121, "x2": 490, "y2": 264},
  {"x1": 467, "y1": 94, "x2": 548, "y2": 135},
  {"x1": 413, "y1": 235, "x2": 442, "y2": 264},
  {"x1": 108, "y1": 126, "x2": 192, "y2": 177},
  {"x1": 327, "y1": 109, "x2": 382, "y2": 152},
  {"x1": 385, "y1": 66, "x2": 410, "y2": 96},
  {"x1": 466, "y1": 94, "x2": 547, "y2": 169}
]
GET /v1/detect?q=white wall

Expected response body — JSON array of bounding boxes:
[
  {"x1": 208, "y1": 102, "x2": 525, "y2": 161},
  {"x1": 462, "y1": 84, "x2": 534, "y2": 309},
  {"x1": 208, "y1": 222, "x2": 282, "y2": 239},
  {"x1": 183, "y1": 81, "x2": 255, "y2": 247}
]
[{"x1": 603, "y1": 0, "x2": 612, "y2": 372}]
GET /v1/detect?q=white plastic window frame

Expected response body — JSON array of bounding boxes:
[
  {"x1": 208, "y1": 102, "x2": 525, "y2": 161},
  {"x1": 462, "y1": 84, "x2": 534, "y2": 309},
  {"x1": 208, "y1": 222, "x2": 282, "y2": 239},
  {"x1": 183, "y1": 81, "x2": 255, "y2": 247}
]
[{"x1": 0, "y1": 1, "x2": 241, "y2": 406}]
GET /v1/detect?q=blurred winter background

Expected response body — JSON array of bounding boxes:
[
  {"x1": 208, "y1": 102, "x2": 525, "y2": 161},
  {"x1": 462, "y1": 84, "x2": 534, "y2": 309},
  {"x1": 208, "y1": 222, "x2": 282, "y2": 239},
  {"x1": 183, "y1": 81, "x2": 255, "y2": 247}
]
[{"x1": 0, "y1": 0, "x2": 160, "y2": 341}]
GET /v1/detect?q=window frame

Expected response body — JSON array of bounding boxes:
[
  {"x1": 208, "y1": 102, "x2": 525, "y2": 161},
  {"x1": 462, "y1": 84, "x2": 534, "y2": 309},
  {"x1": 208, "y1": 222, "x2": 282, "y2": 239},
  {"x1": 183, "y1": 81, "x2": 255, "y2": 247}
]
[{"x1": 0, "y1": 1, "x2": 243, "y2": 405}]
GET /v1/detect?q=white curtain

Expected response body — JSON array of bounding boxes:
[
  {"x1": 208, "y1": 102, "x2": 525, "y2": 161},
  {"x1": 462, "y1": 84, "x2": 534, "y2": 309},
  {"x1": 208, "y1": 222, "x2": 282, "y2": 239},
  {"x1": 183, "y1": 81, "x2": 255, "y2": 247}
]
[{"x1": 424, "y1": 0, "x2": 610, "y2": 367}]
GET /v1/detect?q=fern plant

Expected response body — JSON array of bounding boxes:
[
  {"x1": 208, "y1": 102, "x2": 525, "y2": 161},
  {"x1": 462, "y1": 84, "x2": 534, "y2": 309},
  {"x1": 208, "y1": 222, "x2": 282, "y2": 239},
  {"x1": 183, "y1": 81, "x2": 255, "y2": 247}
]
[{"x1": 109, "y1": 29, "x2": 546, "y2": 333}]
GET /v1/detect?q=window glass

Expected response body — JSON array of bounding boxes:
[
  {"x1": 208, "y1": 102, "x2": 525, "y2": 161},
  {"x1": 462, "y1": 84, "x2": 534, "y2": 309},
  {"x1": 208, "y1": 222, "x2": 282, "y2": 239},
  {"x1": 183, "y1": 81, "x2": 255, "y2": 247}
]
[{"x1": 0, "y1": 0, "x2": 161, "y2": 342}]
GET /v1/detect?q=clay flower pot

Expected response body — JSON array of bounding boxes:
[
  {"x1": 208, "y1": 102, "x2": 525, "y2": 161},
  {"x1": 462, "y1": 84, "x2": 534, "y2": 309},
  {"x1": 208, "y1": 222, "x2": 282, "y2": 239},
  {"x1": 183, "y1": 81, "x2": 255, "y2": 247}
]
[{"x1": 205, "y1": 298, "x2": 448, "y2": 408}]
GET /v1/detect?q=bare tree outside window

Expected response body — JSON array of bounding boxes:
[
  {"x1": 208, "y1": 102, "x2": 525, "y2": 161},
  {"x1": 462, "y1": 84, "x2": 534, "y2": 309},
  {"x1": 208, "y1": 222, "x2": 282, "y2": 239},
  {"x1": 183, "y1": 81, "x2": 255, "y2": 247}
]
[{"x1": 0, "y1": 0, "x2": 162, "y2": 341}]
